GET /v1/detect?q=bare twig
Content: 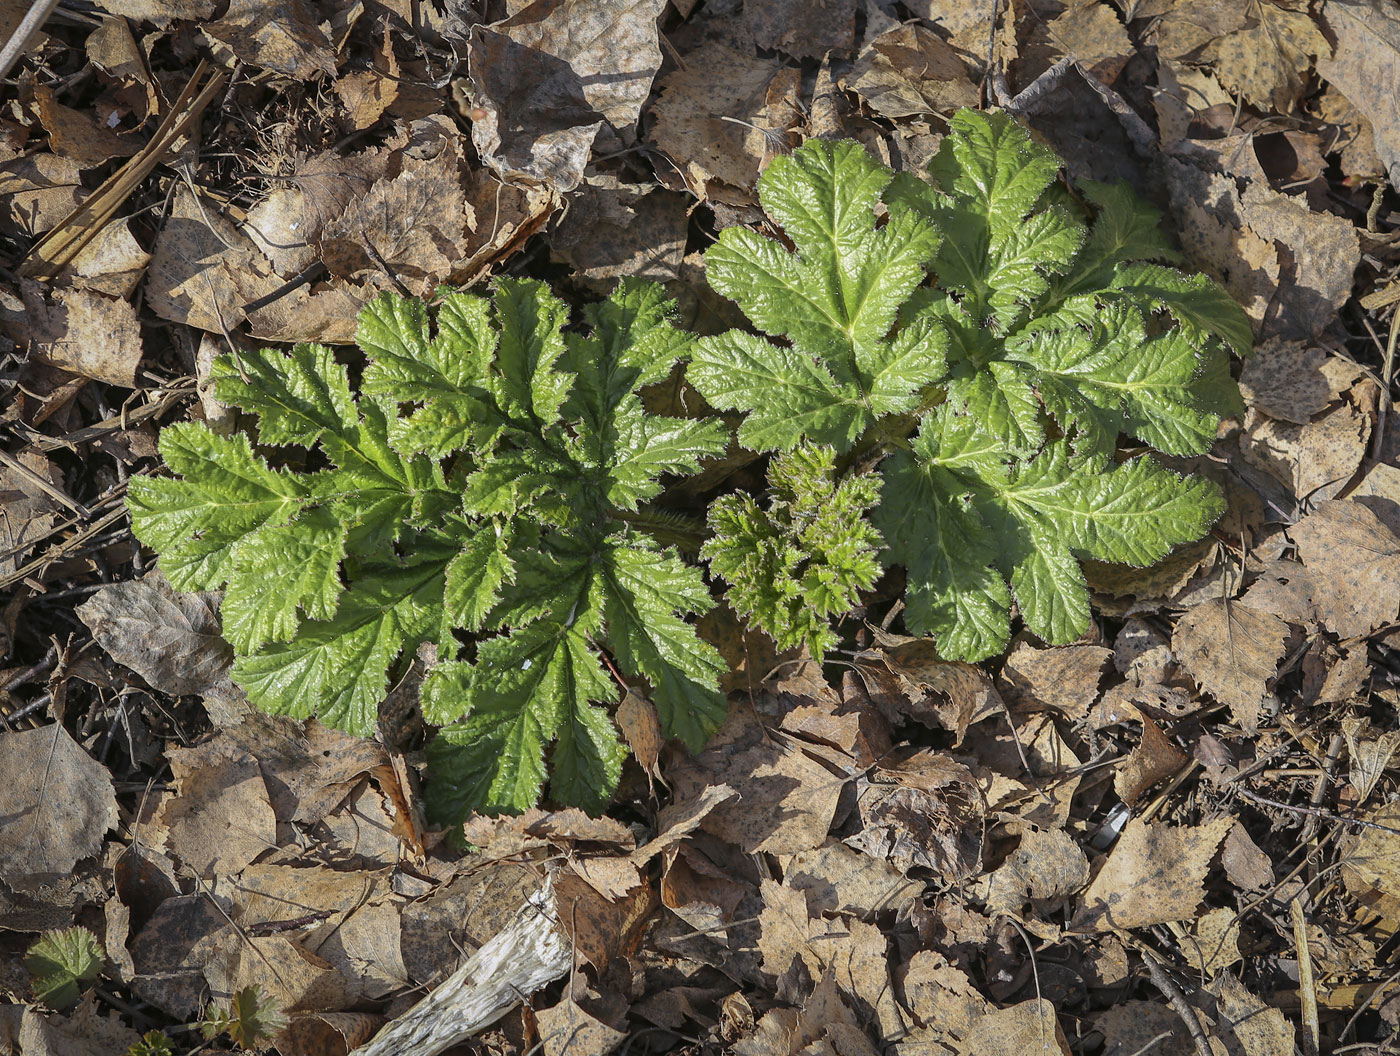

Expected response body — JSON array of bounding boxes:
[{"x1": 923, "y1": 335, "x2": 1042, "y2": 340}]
[
  {"x1": 1138, "y1": 946, "x2": 1214, "y2": 1056},
  {"x1": 0, "y1": 0, "x2": 61, "y2": 82},
  {"x1": 1291, "y1": 896, "x2": 1320, "y2": 1056}
]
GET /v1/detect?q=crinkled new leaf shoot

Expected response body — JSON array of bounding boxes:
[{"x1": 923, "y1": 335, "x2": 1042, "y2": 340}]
[
  {"x1": 703, "y1": 444, "x2": 882, "y2": 660},
  {"x1": 129, "y1": 278, "x2": 728, "y2": 821},
  {"x1": 692, "y1": 108, "x2": 1250, "y2": 661}
]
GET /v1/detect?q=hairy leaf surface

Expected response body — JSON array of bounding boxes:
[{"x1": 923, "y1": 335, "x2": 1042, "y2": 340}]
[
  {"x1": 700, "y1": 109, "x2": 1249, "y2": 660},
  {"x1": 130, "y1": 279, "x2": 727, "y2": 821}
]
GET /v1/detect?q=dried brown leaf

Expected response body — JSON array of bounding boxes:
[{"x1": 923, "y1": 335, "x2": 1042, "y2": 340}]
[
  {"x1": 1221, "y1": 821, "x2": 1274, "y2": 893},
  {"x1": 1071, "y1": 816, "x2": 1232, "y2": 931},
  {"x1": 1319, "y1": 0, "x2": 1400, "y2": 189},
  {"x1": 957, "y1": 998, "x2": 1071, "y2": 1055},
  {"x1": 0, "y1": 449, "x2": 61, "y2": 575},
  {"x1": 998, "y1": 642, "x2": 1112, "y2": 722},
  {"x1": 1173, "y1": 598, "x2": 1288, "y2": 731},
  {"x1": 985, "y1": 827, "x2": 1090, "y2": 921},
  {"x1": 154, "y1": 738, "x2": 277, "y2": 877},
  {"x1": 1239, "y1": 341, "x2": 1346, "y2": 424},
  {"x1": 0, "y1": 724, "x2": 117, "y2": 886},
  {"x1": 1044, "y1": 1, "x2": 1133, "y2": 84},
  {"x1": 1206, "y1": 972, "x2": 1296, "y2": 1055},
  {"x1": 1343, "y1": 717, "x2": 1400, "y2": 805},
  {"x1": 667, "y1": 705, "x2": 842, "y2": 855},
  {"x1": 0, "y1": 154, "x2": 84, "y2": 239},
  {"x1": 649, "y1": 42, "x2": 803, "y2": 199},
  {"x1": 468, "y1": 0, "x2": 667, "y2": 192},
  {"x1": 746, "y1": 0, "x2": 857, "y2": 59},
  {"x1": 78, "y1": 571, "x2": 233, "y2": 697},
  {"x1": 551, "y1": 174, "x2": 688, "y2": 288},
  {"x1": 1289, "y1": 499, "x2": 1400, "y2": 637},
  {"x1": 779, "y1": 839, "x2": 921, "y2": 920},
  {"x1": 20, "y1": 285, "x2": 142, "y2": 386},
  {"x1": 202, "y1": 0, "x2": 337, "y2": 79},
  {"x1": 845, "y1": 749, "x2": 984, "y2": 879},
  {"x1": 1201, "y1": 0, "x2": 1329, "y2": 111},
  {"x1": 1115, "y1": 715, "x2": 1189, "y2": 806},
  {"x1": 32, "y1": 83, "x2": 140, "y2": 169},
  {"x1": 845, "y1": 23, "x2": 978, "y2": 119},
  {"x1": 320, "y1": 152, "x2": 470, "y2": 297}
]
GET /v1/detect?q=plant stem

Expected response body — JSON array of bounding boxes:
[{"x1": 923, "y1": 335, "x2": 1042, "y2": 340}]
[{"x1": 610, "y1": 507, "x2": 710, "y2": 553}]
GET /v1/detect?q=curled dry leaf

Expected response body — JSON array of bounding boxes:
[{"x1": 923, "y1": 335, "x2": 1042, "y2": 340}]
[{"x1": 1114, "y1": 714, "x2": 1189, "y2": 806}]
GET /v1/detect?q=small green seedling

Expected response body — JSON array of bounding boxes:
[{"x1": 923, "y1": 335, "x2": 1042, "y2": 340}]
[{"x1": 26, "y1": 925, "x2": 103, "y2": 1009}]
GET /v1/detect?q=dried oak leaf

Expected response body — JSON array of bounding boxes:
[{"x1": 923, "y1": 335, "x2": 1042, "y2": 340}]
[
  {"x1": 1172, "y1": 598, "x2": 1288, "y2": 732},
  {"x1": 1070, "y1": 816, "x2": 1232, "y2": 932},
  {"x1": 1289, "y1": 499, "x2": 1400, "y2": 637}
]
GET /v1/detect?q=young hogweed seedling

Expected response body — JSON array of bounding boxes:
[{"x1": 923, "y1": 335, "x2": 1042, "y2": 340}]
[
  {"x1": 689, "y1": 107, "x2": 1250, "y2": 663},
  {"x1": 128, "y1": 279, "x2": 729, "y2": 821}
]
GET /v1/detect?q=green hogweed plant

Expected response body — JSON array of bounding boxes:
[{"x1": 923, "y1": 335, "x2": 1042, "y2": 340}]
[
  {"x1": 129, "y1": 279, "x2": 730, "y2": 819},
  {"x1": 128, "y1": 107, "x2": 1249, "y2": 822},
  {"x1": 691, "y1": 108, "x2": 1249, "y2": 662}
]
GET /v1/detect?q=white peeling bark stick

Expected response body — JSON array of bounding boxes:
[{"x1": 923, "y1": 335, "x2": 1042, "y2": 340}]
[{"x1": 354, "y1": 875, "x2": 572, "y2": 1056}]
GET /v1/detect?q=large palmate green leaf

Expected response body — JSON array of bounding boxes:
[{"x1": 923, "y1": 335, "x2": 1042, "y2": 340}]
[{"x1": 688, "y1": 139, "x2": 947, "y2": 453}]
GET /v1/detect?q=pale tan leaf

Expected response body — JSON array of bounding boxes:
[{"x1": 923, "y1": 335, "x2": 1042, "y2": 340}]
[
  {"x1": 1071, "y1": 817, "x2": 1231, "y2": 931},
  {"x1": 1289, "y1": 499, "x2": 1400, "y2": 637},
  {"x1": 0, "y1": 724, "x2": 118, "y2": 886},
  {"x1": 1173, "y1": 598, "x2": 1288, "y2": 731}
]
